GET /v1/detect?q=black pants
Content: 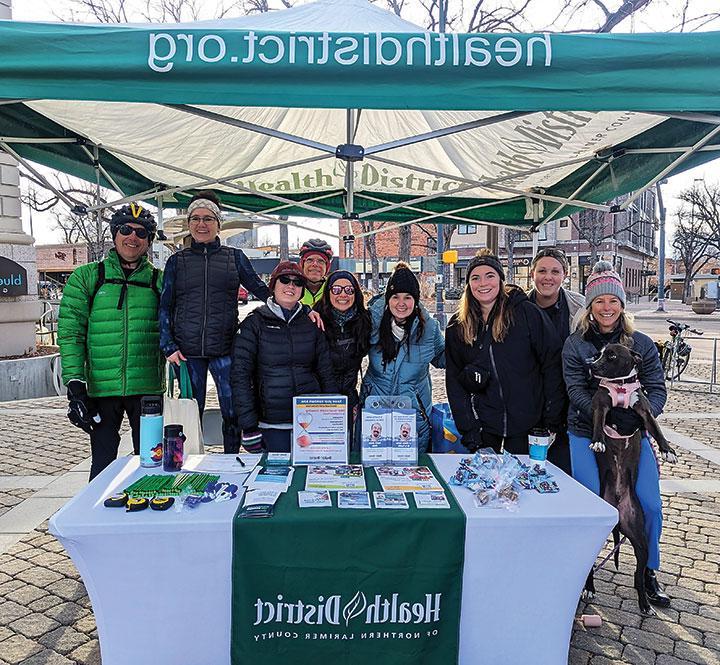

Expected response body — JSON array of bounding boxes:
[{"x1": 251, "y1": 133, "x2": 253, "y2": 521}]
[{"x1": 89, "y1": 396, "x2": 143, "y2": 480}]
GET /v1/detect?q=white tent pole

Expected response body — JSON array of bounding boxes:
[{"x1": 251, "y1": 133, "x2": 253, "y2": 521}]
[
  {"x1": 643, "y1": 111, "x2": 720, "y2": 125},
  {"x1": 93, "y1": 144, "x2": 103, "y2": 261},
  {"x1": 0, "y1": 137, "x2": 77, "y2": 144},
  {"x1": 364, "y1": 111, "x2": 532, "y2": 156},
  {"x1": 625, "y1": 145, "x2": 720, "y2": 155},
  {"x1": 345, "y1": 108, "x2": 355, "y2": 227},
  {"x1": 620, "y1": 123, "x2": 720, "y2": 210},
  {"x1": 165, "y1": 104, "x2": 336, "y2": 154},
  {"x1": 541, "y1": 162, "x2": 609, "y2": 225},
  {"x1": 79, "y1": 144, "x2": 125, "y2": 195}
]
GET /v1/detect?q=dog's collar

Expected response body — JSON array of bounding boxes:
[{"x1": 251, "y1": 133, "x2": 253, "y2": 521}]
[{"x1": 595, "y1": 368, "x2": 638, "y2": 384}]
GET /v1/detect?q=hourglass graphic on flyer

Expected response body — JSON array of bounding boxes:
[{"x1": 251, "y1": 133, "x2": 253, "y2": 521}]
[{"x1": 296, "y1": 412, "x2": 313, "y2": 447}]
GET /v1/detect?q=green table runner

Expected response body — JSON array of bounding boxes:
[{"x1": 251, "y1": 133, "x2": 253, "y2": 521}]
[{"x1": 231, "y1": 455, "x2": 466, "y2": 665}]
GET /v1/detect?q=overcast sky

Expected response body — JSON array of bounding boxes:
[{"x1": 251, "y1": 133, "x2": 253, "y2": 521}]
[{"x1": 8, "y1": 0, "x2": 719, "y2": 248}]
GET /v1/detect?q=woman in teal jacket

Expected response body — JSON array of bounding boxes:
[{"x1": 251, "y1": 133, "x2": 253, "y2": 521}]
[{"x1": 360, "y1": 263, "x2": 445, "y2": 451}]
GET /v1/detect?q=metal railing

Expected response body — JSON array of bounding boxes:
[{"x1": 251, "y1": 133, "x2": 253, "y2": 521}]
[{"x1": 36, "y1": 300, "x2": 60, "y2": 347}]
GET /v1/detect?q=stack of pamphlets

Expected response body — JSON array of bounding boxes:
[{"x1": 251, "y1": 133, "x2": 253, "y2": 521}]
[
  {"x1": 375, "y1": 466, "x2": 443, "y2": 492},
  {"x1": 245, "y1": 466, "x2": 294, "y2": 493},
  {"x1": 305, "y1": 465, "x2": 366, "y2": 491},
  {"x1": 240, "y1": 487, "x2": 283, "y2": 518}
]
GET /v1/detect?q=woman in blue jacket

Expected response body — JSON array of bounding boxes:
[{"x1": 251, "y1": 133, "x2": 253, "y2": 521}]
[{"x1": 360, "y1": 263, "x2": 445, "y2": 452}]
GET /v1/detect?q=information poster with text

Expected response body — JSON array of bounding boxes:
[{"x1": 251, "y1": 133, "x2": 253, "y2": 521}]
[{"x1": 292, "y1": 395, "x2": 348, "y2": 465}]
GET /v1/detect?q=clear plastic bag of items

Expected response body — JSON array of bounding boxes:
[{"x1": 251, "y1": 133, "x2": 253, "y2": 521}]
[{"x1": 449, "y1": 449, "x2": 526, "y2": 511}]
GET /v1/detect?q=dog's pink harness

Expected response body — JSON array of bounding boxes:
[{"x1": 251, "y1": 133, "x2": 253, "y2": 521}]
[{"x1": 598, "y1": 370, "x2": 643, "y2": 444}]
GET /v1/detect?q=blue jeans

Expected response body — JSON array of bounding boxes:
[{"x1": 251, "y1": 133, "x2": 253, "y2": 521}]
[
  {"x1": 182, "y1": 356, "x2": 238, "y2": 453},
  {"x1": 569, "y1": 432, "x2": 663, "y2": 570}
]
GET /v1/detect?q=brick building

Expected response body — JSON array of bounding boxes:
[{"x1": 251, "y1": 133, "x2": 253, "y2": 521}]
[{"x1": 337, "y1": 219, "x2": 437, "y2": 295}]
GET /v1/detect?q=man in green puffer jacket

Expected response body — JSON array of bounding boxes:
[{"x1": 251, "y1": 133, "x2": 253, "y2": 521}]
[{"x1": 58, "y1": 204, "x2": 164, "y2": 479}]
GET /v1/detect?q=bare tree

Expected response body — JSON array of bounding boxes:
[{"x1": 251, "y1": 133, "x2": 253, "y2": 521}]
[
  {"x1": 398, "y1": 225, "x2": 412, "y2": 263},
  {"x1": 672, "y1": 181, "x2": 720, "y2": 302},
  {"x1": 64, "y1": 0, "x2": 245, "y2": 22},
  {"x1": 361, "y1": 220, "x2": 381, "y2": 293}
]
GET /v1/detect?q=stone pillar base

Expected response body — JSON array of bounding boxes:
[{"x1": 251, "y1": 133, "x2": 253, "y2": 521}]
[{"x1": 0, "y1": 301, "x2": 44, "y2": 356}]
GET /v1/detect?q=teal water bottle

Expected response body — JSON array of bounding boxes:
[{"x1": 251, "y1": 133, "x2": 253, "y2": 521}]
[{"x1": 139, "y1": 396, "x2": 163, "y2": 468}]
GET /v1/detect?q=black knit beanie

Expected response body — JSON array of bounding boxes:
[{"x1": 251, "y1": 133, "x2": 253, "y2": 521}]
[
  {"x1": 385, "y1": 262, "x2": 420, "y2": 304},
  {"x1": 466, "y1": 252, "x2": 505, "y2": 282}
]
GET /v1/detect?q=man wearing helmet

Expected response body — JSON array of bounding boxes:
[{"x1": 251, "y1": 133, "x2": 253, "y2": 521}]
[
  {"x1": 58, "y1": 203, "x2": 165, "y2": 479},
  {"x1": 299, "y1": 238, "x2": 334, "y2": 307}
]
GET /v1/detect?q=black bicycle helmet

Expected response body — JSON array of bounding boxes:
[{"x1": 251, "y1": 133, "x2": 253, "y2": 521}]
[
  {"x1": 299, "y1": 238, "x2": 333, "y2": 260},
  {"x1": 110, "y1": 203, "x2": 157, "y2": 241}
]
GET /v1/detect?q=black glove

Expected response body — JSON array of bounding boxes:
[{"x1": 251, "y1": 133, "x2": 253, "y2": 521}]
[
  {"x1": 66, "y1": 380, "x2": 100, "y2": 434},
  {"x1": 459, "y1": 364, "x2": 491, "y2": 393},
  {"x1": 606, "y1": 407, "x2": 644, "y2": 437},
  {"x1": 461, "y1": 430, "x2": 482, "y2": 454}
]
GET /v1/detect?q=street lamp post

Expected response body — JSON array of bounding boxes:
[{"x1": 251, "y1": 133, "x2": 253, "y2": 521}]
[{"x1": 655, "y1": 181, "x2": 667, "y2": 312}]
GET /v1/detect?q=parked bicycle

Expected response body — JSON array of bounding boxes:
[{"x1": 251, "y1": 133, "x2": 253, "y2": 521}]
[{"x1": 659, "y1": 319, "x2": 703, "y2": 381}]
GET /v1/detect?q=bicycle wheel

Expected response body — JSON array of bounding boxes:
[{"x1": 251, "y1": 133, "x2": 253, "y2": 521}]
[
  {"x1": 662, "y1": 346, "x2": 677, "y2": 381},
  {"x1": 675, "y1": 352, "x2": 690, "y2": 379}
]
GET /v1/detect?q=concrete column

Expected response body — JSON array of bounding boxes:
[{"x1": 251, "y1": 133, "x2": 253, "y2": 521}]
[{"x1": 0, "y1": 0, "x2": 44, "y2": 357}]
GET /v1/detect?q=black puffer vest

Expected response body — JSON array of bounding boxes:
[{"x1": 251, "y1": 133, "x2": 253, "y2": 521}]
[{"x1": 173, "y1": 238, "x2": 240, "y2": 357}]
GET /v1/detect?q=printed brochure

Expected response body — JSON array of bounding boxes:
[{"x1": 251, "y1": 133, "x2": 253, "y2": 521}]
[
  {"x1": 373, "y1": 491, "x2": 409, "y2": 509},
  {"x1": 298, "y1": 490, "x2": 332, "y2": 508},
  {"x1": 305, "y1": 464, "x2": 366, "y2": 491},
  {"x1": 337, "y1": 491, "x2": 371, "y2": 509},
  {"x1": 375, "y1": 466, "x2": 443, "y2": 492},
  {"x1": 413, "y1": 491, "x2": 451, "y2": 509}
]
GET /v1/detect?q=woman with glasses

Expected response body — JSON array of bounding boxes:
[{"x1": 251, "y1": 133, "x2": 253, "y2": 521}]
[
  {"x1": 527, "y1": 247, "x2": 585, "y2": 473},
  {"x1": 159, "y1": 191, "x2": 270, "y2": 454},
  {"x1": 360, "y1": 262, "x2": 445, "y2": 452},
  {"x1": 445, "y1": 250, "x2": 565, "y2": 455},
  {"x1": 231, "y1": 262, "x2": 338, "y2": 453},
  {"x1": 315, "y1": 271, "x2": 372, "y2": 442}
]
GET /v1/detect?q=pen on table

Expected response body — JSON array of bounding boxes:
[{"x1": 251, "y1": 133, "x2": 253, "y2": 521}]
[{"x1": 235, "y1": 455, "x2": 246, "y2": 467}]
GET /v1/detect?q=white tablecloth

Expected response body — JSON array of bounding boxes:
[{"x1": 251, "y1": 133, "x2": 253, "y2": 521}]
[{"x1": 49, "y1": 456, "x2": 617, "y2": 665}]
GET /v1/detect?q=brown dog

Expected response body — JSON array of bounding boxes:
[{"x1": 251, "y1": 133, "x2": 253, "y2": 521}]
[{"x1": 586, "y1": 343, "x2": 676, "y2": 615}]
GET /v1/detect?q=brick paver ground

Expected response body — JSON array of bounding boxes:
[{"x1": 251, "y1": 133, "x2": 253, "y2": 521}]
[{"x1": 0, "y1": 377, "x2": 719, "y2": 664}]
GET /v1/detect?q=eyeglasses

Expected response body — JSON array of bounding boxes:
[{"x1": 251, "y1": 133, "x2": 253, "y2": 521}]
[
  {"x1": 330, "y1": 285, "x2": 355, "y2": 295},
  {"x1": 278, "y1": 275, "x2": 304, "y2": 287},
  {"x1": 189, "y1": 215, "x2": 218, "y2": 225},
  {"x1": 118, "y1": 224, "x2": 148, "y2": 239},
  {"x1": 304, "y1": 257, "x2": 327, "y2": 266}
]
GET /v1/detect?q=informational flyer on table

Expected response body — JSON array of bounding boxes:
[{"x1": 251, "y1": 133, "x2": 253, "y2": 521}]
[
  {"x1": 375, "y1": 466, "x2": 444, "y2": 492},
  {"x1": 305, "y1": 465, "x2": 366, "y2": 491},
  {"x1": 292, "y1": 395, "x2": 348, "y2": 465}
]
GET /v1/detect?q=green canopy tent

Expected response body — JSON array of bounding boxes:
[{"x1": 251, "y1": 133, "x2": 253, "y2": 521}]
[{"x1": 1, "y1": 0, "x2": 720, "y2": 236}]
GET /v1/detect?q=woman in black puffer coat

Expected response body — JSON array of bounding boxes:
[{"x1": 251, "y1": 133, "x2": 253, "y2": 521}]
[
  {"x1": 315, "y1": 271, "x2": 372, "y2": 440},
  {"x1": 231, "y1": 261, "x2": 338, "y2": 453}
]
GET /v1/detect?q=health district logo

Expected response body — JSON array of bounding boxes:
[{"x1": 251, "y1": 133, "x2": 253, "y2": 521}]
[{"x1": 253, "y1": 591, "x2": 442, "y2": 628}]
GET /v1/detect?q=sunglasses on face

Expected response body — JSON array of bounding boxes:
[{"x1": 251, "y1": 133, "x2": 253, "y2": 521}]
[
  {"x1": 189, "y1": 215, "x2": 218, "y2": 225},
  {"x1": 118, "y1": 224, "x2": 149, "y2": 239},
  {"x1": 278, "y1": 275, "x2": 304, "y2": 287},
  {"x1": 330, "y1": 285, "x2": 355, "y2": 295}
]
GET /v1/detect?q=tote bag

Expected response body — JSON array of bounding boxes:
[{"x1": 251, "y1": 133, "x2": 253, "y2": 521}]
[{"x1": 164, "y1": 361, "x2": 204, "y2": 455}]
